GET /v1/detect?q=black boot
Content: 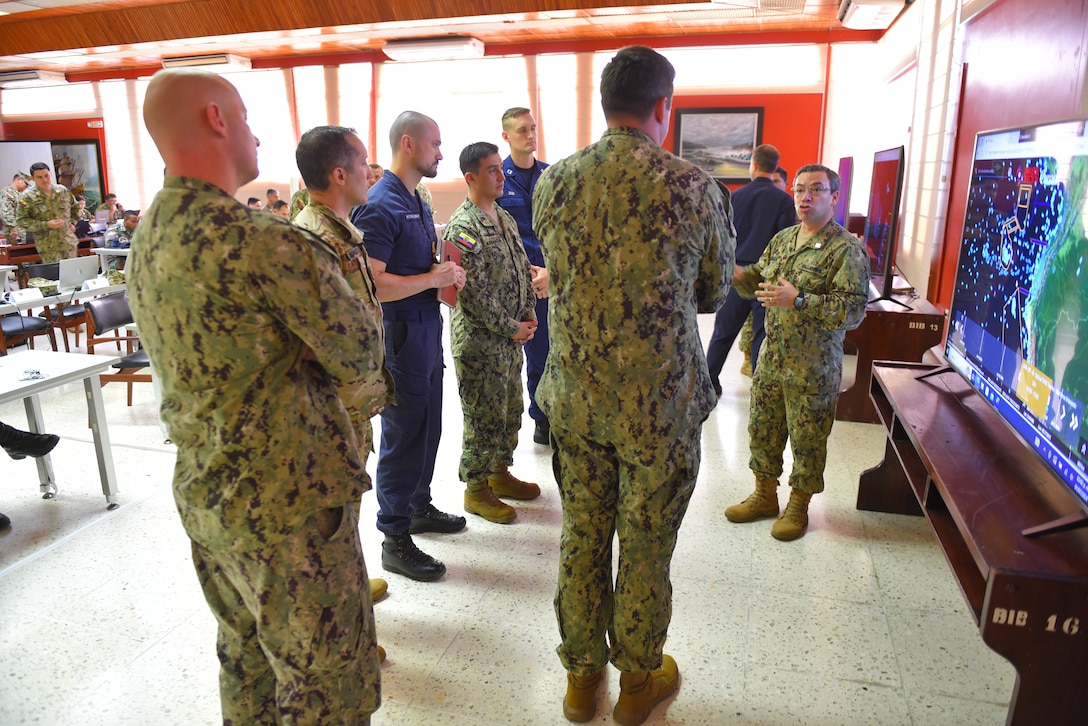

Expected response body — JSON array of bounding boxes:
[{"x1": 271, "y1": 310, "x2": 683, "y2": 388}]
[
  {"x1": 381, "y1": 533, "x2": 446, "y2": 582},
  {"x1": 533, "y1": 418, "x2": 551, "y2": 446},
  {"x1": 408, "y1": 503, "x2": 466, "y2": 534},
  {"x1": 0, "y1": 421, "x2": 60, "y2": 460},
  {"x1": 0, "y1": 512, "x2": 10, "y2": 530}
]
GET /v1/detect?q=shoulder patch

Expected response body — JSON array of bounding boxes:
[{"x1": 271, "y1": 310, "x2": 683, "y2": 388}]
[{"x1": 453, "y1": 231, "x2": 477, "y2": 252}]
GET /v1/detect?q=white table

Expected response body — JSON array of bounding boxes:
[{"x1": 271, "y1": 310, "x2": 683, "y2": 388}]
[
  {"x1": 0, "y1": 350, "x2": 121, "y2": 509},
  {"x1": 0, "y1": 283, "x2": 126, "y2": 317},
  {"x1": 90, "y1": 247, "x2": 130, "y2": 273}
]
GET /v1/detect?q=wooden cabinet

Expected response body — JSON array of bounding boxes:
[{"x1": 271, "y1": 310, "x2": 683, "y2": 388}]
[
  {"x1": 837, "y1": 287, "x2": 945, "y2": 423},
  {"x1": 860, "y1": 361, "x2": 1088, "y2": 725}
]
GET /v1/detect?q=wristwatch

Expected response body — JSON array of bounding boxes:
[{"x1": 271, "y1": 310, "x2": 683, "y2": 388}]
[{"x1": 793, "y1": 292, "x2": 806, "y2": 310}]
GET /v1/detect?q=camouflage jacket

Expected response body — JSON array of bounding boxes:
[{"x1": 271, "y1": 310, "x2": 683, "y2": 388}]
[
  {"x1": 294, "y1": 201, "x2": 395, "y2": 420},
  {"x1": 288, "y1": 188, "x2": 310, "y2": 221},
  {"x1": 95, "y1": 202, "x2": 124, "y2": 222},
  {"x1": 735, "y1": 220, "x2": 868, "y2": 393},
  {"x1": 16, "y1": 183, "x2": 78, "y2": 243},
  {"x1": 129, "y1": 176, "x2": 385, "y2": 552},
  {"x1": 0, "y1": 183, "x2": 21, "y2": 238},
  {"x1": 533, "y1": 126, "x2": 736, "y2": 444},
  {"x1": 106, "y1": 219, "x2": 134, "y2": 247},
  {"x1": 444, "y1": 198, "x2": 536, "y2": 358}
]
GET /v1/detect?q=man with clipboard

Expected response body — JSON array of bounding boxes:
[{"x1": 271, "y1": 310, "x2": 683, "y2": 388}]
[{"x1": 351, "y1": 111, "x2": 467, "y2": 583}]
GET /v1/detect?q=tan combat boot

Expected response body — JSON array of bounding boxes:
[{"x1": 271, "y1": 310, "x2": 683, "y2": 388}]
[
  {"x1": 464, "y1": 480, "x2": 516, "y2": 524},
  {"x1": 369, "y1": 578, "x2": 388, "y2": 603},
  {"x1": 488, "y1": 466, "x2": 541, "y2": 500},
  {"x1": 724, "y1": 476, "x2": 779, "y2": 523},
  {"x1": 562, "y1": 668, "x2": 604, "y2": 722},
  {"x1": 739, "y1": 351, "x2": 753, "y2": 378},
  {"x1": 771, "y1": 488, "x2": 813, "y2": 541},
  {"x1": 613, "y1": 654, "x2": 680, "y2": 726}
]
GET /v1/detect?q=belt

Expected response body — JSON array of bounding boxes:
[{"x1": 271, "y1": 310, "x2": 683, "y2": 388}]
[{"x1": 383, "y1": 308, "x2": 439, "y2": 322}]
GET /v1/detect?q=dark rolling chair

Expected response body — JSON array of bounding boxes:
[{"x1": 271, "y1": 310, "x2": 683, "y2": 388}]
[
  {"x1": 2, "y1": 286, "x2": 59, "y2": 355},
  {"x1": 83, "y1": 293, "x2": 151, "y2": 405}
]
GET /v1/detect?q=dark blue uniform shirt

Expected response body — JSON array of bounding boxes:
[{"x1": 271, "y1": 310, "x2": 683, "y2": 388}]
[
  {"x1": 352, "y1": 170, "x2": 439, "y2": 312},
  {"x1": 498, "y1": 155, "x2": 549, "y2": 267}
]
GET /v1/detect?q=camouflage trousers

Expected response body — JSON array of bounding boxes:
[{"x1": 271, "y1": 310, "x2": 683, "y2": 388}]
[
  {"x1": 453, "y1": 344, "x2": 523, "y2": 483},
  {"x1": 739, "y1": 315, "x2": 753, "y2": 355},
  {"x1": 191, "y1": 504, "x2": 380, "y2": 725},
  {"x1": 748, "y1": 373, "x2": 838, "y2": 493},
  {"x1": 34, "y1": 229, "x2": 77, "y2": 263},
  {"x1": 551, "y1": 423, "x2": 701, "y2": 675}
]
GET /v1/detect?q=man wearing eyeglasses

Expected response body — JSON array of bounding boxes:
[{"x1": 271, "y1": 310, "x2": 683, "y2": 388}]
[{"x1": 725, "y1": 163, "x2": 868, "y2": 541}]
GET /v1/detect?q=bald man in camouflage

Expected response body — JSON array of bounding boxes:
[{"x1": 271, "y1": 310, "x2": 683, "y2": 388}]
[
  {"x1": 534, "y1": 46, "x2": 735, "y2": 726},
  {"x1": 129, "y1": 69, "x2": 384, "y2": 724}
]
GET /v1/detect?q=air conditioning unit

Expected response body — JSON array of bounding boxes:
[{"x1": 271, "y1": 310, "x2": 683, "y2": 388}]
[
  {"x1": 838, "y1": 0, "x2": 906, "y2": 30},
  {"x1": 0, "y1": 69, "x2": 67, "y2": 88},
  {"x1": 383, "y1": 37, "x2": 485, "y2": 62},
  {"x1": 161, "y1": 54, "x2": 252, "y2": 71}
]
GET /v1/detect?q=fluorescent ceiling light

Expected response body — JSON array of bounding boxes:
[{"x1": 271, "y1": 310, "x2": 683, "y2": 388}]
[
  {"x1": 161, "y1": 53, "x2": 252, "y2": 71},
  {"x1": 0, "y1": 69, "x2": 68, "y2": 88},
  {"x1": 838, "y1": 0, "x2": 905, "y2": 30},
  {"x1": 383, "y1": 37, "x2": 485, "y2": 62}
]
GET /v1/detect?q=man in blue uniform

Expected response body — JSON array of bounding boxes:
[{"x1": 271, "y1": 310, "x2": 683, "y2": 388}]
[
  {"x1": 351, "y1": 111, "x2": 467, "y2": 582},
  {"x1": 705, "y1": 144, "x2": 796, "y2": 393},
  {"x1": 497, "y1": 107, "x2": 552, "y2": 445}
]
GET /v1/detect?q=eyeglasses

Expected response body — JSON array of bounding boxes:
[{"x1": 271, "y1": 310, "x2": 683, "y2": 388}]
[{"x1": 793, "y1": 185, "x2": 832, "y2": 196}]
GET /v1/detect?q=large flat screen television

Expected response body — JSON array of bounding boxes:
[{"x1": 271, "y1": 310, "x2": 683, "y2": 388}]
[
  {"x1": 863, "y1": 146, "x2": 906, "y2": 305},
  {"x1": 944, "y1": 116, "x2": 1088, "y2": 535},
  {"x1": 834, "y1": 156, "x2": 853, "y2": 226}
]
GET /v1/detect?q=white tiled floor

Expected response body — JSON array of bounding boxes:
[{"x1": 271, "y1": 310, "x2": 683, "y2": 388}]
[{"x1": 0, "y1": 315, "x2": 1015, "y2": 725}]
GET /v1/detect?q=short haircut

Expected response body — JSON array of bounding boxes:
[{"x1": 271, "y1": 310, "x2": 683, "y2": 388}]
[
  {"x1": 75, "y1": 195, "x2": 85, "y2": 202},
  {"x1": 12, "y1": 173, "x2": 23, "y2": 182},
  {"x1": 752, "y1": 144, "x2": 781, "y2": 174},
  {"x1": 247, "y1": 197, "x2": 260, "y2": 205},
  {"x1": 775, "y1": 167, "x2": 789, "y2": 182},
  {"x1": 122, "y1": 209, "x2": 140, "y2": 219},
  {"x1": 795, "y1": 163, "x2": 840, "y2": 193},
  {"x1": 272, "y1": 200, "x2": 289, "y2": 211},
  {"x1": 295, "y1": 125, "x2": 361, "y2": 192},
  {"x1": 388, "y1": 111, "x2": 435, "y2": 153},
  {"x1": 600, "y1": 46, "x2": 674, "y2": 121},
  {"x1": 369, "y1": 163, "x2": 383, "y2": 171},
  {"x1": 104, "y1": 193, "x2": 117, "y2": 201},
  {"x1": 501, "y1": 107, "x2": 532, "y2": 130},
  {"x1": 29, "y1": 162, "x2": 49, "y2": 175},
  {"x1": 459, "y1": 141, "x2": 499, "y2": 176},
  {"x1": 265, "y1": 188, "x2": 278, "y2": 197}
]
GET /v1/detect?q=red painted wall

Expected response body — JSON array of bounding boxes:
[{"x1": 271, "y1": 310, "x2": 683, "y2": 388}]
[
  {"x1": 932, "y1": 0, "x2": 1088, "y2": 308},
  {"x1": 1, "y1": 117, "x2": 110, "y2": 192},
  {"x1": 666, "y1": 93, "x2": 824, "y2": 192}
]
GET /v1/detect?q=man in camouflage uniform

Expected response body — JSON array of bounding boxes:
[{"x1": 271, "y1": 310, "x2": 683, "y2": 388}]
[
  {"x1": 725, "y1": 163, "x2": 868, "y2": 541},
  {"x1": 17, "y1": 162, "x2": 78, "y2": 262},
  {"x1": 293, "y1": 125, "x2": 396, "y2": 614},
  {"x1": 129, "y1": 69, "x2": 385, "y2": 725},
  {"x1": 444, "y1": 142, "x2": 539, "y2": 525},
  {"x1": 533, "y1": 46, "x2": 735, "y2": 726},
  {"x1": 288, "y1": 186, "x2": 309, "y2": 221},
  {"x1": 0, "y1": 172, "x2": 29, "y2": 242},
  {"x1": 95, "y1": 192, "x2": 123, "y2": 222}
]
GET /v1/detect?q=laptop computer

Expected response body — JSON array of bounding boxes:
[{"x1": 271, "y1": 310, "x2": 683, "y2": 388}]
[{"x1": 58, "y1": 255, "x2": 102, "y2": 293}]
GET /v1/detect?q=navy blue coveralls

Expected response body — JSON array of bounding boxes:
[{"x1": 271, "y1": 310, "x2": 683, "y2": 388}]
[
  {"x1": 353, "y1": 171, "x2": 443, "y2": 536},
  {"x1": 497, "y1": 154, "x2": 550, "y2": 423}
]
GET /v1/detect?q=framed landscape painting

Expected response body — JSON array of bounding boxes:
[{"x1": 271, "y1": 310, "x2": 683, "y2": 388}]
[{"x1": 674, "y1": 107, "x2": 763, "y2": 183}]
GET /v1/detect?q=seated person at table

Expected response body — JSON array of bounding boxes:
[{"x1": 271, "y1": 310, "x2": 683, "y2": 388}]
[
  {"x1": 104, "y1": 210, "x2": 139, "y2": 270},
  {"x1": 74, "y1": 195, "x2": 95, "y2": 221},
  {"x1": 95, "y1": 193, "x2": 124, "y2": 222}
]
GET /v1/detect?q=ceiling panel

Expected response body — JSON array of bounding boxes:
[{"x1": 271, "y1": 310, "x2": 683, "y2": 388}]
[{"x1": 0, "y1": 0, "x2": 870, "y2": 77}]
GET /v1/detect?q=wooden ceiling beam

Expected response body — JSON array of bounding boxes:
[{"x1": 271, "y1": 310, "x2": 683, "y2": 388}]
[{"x1": 0, "y1": 0, "x2": 689, "y2": 55}]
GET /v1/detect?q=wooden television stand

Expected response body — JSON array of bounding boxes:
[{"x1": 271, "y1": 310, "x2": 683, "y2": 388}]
[{"x1": 859, "y1": 360, "x2": 1088, "y2": 725}]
